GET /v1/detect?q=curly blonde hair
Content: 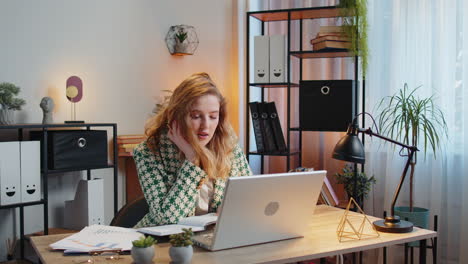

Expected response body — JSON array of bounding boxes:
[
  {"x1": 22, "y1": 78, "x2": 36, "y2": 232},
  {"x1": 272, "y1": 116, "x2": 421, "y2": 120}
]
[{"x1": 145, "y1": 72, "x2": 237, "y2": 179}]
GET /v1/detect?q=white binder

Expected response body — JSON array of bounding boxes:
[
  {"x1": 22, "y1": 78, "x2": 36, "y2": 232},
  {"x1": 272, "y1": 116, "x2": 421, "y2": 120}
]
[
  {"x1": 20, "y1": 141, "x2": 41, "y2": 203},
  {"x1": 0, "y1": 142, "x2": 21, "y2": 205},
  {"x1": 254, "y1": 35, "x2": 270, "y2": 83},
  {"x1": 269, "y1": 35, "x2": 286, "y2": 83},
  {"x1": 64, "y1": 178, "x2": 105, "y2": 230}
]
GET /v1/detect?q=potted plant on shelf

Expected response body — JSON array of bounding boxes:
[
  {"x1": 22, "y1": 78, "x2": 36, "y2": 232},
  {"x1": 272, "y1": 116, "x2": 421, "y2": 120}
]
[
  {"x1": 0, "y1": 82, "x2": 26, "y2": 124},
  {"x1": 169, "y1": 228, "x2": 194, "y2": 264},
  {"x1": 131, "y1": 235, "x2": 157, "y2": 264},
  {"x1": 377, "y1": 83, "x2": 448, "y2": 229},
  {"x1": 335, "y1": 163, "x2": 376, "y2": 207},
  {"x1": 338, "y1": 0, "x2": 369, "y2": 75}
]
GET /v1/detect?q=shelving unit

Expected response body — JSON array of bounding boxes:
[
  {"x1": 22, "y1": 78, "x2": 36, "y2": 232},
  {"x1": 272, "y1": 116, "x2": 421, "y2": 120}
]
[
  {"x1": 246, "y1": 6, "x2": 363, "y2": 173},
  {"x1": 0, "y1": 123, "x2": 118, "y2": 259}
]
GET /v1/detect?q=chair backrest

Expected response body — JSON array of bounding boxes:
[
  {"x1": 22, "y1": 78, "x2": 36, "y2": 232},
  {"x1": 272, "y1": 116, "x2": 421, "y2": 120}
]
[{"x1": 110, "y1": 196, "x2": 149, "y2": 228}]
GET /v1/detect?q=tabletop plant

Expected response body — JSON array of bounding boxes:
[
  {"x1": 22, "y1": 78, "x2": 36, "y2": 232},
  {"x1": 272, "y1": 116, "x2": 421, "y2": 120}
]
[
  {"x1": 169, "y1": 228, "x2": 194, "y2": 263},
  {"x1": 131, "y1": 236, "x2": 157, "y2": 264},
  {"x1": 0, "y1": 82, "x2": 26, "y2": 110},
  {"x1": 377, "y1": 83, "x2": 448, "y2": 211},
  {"x1": 169, "y1": 228, "x2": 194, "y2": 247},
  {"x1": 335, "y1": 163, "x2": 376, "y2": 204},
  {"x1": 132, "y1": 235, "x2": 157, "y2": 248}
]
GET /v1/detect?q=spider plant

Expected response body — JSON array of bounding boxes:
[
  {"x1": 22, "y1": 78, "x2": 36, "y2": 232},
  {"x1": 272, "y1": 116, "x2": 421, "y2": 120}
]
[{"x1": 377, "y1": 83, "x2": 448, "y2": 210}]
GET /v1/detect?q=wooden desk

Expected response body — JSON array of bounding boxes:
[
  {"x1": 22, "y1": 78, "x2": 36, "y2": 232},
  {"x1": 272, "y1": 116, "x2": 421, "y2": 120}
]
[{"x1": 30, "y1": 205, "x2": 436, "y2": 264}]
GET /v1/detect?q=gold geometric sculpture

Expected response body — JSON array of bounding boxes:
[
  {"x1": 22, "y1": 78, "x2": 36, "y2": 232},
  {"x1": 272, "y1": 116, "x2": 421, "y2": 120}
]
[{"x1": 336, "y1": 198, "x2": 380, "y2": 242}]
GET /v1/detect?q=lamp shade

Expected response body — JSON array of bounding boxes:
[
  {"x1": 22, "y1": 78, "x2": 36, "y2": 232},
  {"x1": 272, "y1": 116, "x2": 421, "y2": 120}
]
[{"x1": 332, "y1": 133, "x2": 365, "y2": 164}]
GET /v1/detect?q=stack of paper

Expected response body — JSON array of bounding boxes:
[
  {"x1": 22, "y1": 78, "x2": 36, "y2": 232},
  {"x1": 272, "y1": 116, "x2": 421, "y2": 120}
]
[
  {"x1": 50, "y1": 225, "x2": 142, "y2": 254},
  {"x1": 138, "y1": 213, "x2": 218, "y2": 236}
]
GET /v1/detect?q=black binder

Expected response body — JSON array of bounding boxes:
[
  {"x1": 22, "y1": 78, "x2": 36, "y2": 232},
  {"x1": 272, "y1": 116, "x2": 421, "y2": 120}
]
[
  {"x1": 249, "y1": 102, "x2": 264, "y2": 152},
  {"x1": 265, "y1": 102, "x2": 287, "y2": 152},
  {"x1": 258, "y1": 102, "x2": 277, "y2": 153}
]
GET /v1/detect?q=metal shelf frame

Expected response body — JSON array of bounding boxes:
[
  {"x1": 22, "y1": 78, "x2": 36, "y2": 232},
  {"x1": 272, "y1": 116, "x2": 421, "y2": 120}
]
[
  {"x1": 246, "y1": 6, "x2": 364, "y2": 173},
  {"x1": 0, "y1": 122, "x2": 118, "y2": 259}
]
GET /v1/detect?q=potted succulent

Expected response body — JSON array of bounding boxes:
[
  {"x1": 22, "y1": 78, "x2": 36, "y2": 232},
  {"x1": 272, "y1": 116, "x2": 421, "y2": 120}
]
[
  {"x1": 0, "y1": 82, "x2": 26, "y2": 124},
  {"x1": 169, "y1": 228, "x2": 194, "y2": 264},
  {"x1": 335, "y1": 163, "x2": 376, "y2": 207},
  {"x1": 377, "y1": 83, "x2": 448, "y2": 229},
  {"x1": 131, "y1": 235, "x2": 157, "y2": 264},
  {"x1": 174, "y1": 26, "x2": 189, "y2": 55}
]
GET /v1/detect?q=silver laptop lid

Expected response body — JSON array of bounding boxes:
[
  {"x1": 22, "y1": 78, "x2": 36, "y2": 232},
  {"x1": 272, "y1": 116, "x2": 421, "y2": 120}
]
[{"x1": 210, "y1": 170, "x2": 326, "y2": 251}]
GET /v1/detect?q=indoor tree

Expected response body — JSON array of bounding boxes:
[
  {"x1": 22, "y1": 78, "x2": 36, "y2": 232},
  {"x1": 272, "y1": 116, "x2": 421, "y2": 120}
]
[{"x1": 377, "y1": 83, "x2": 448, "y2": 210}]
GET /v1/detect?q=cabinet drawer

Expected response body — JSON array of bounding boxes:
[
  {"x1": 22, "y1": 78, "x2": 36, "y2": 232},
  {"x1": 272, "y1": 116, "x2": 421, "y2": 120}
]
[{"x1": 31, "y1": 130, "x2": 108, "y2": 170}]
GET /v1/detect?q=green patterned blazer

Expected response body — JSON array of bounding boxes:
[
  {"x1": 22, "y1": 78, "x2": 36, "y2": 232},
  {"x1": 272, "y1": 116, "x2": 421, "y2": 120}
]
[{"x1": 133, "y1": 133, "x2": 252, "y2": 228}]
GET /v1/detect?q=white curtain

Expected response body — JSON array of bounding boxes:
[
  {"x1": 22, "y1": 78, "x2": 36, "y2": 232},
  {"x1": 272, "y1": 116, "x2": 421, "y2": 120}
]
[{"x1": 365, "y1": 0, "x2": 468, "y2": 263}]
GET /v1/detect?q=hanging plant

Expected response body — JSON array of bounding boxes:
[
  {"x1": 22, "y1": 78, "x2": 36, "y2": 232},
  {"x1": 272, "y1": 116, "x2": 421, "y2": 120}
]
[{"x1": 338, "y1": 0, "x2": 369, "y2": 76}]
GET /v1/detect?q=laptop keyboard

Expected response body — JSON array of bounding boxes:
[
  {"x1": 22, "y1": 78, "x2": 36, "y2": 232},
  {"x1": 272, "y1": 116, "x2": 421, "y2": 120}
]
[{"x1": 193, "y1": 231, "x2": 214, "y2": 247}]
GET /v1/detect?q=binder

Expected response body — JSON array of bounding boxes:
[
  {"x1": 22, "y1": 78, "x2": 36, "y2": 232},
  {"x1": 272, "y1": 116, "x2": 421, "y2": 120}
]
[
  {"x1": 0, "y1": 142, "x2": 21, "y2": 205},
  {"x1": 269, "y1": 35, "x2": 286, "y2": 83},
  {"x1": 258, "y1": 102, "x2": 276, "y2": 153},
  {"x1": 20, "y1": 141, "x2": 41, "y2": 203},
  {"x1": 64, "y1": 179, "x2": 105, "y2": 230},
  {"x1": 248, "y1": 102, "x2": 265, "y2": 152},
  {"x1": 265, "y1": 102, "x2": 287, "y2": 152},
  {"x1": 253, "y1": 36, "x2": 270, "y2": 83}
]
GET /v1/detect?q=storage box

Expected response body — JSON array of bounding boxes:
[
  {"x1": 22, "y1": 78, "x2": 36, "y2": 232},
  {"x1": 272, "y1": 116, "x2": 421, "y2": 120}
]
[
  {"x1": 64, "y1": 178, "x2": 105, "y2": 229},
  {"x1": 30, "y1": 130, "x2": 108, "y2": 170},
  {"x1": 20, "y1": 141, "x2": 41, "y2": 203},
  {"x1": 254, "y1": 35, "x2": 270, "y2": 83},
  {"x1": 269, "y1": 35, "x2": 286, "y2": 83},
  {"x1": 0, "y1": 142, "x2": 21, "y2": 205},
  {"x1": 300, "y1": 80, "x2": 356, "y2": 132}
]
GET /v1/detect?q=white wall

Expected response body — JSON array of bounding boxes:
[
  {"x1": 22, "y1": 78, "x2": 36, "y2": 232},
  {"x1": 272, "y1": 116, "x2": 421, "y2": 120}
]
[{"x1": 0, "y1": 0, "x2": 240, "y2": 260}]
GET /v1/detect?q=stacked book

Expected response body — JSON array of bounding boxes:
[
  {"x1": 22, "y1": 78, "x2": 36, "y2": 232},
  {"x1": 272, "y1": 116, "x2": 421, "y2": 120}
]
[
  {"x1": 310, "y1": 26, "x2": 351, "y2": 51},
  {"x1": 117, "y1": 134, "x2": 146, "y2": 156}
]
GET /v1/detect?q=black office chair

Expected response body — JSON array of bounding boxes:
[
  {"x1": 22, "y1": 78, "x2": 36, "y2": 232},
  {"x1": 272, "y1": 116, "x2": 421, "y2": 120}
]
[{"x1": 110, "y1": 196, "x2": 149, "y2": 228}]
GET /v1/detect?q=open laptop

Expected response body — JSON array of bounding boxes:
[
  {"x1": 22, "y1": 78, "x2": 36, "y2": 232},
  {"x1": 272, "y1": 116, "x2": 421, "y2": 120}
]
[{"x1": 192, "y1": 170, "x2": 327, "y2": 251}]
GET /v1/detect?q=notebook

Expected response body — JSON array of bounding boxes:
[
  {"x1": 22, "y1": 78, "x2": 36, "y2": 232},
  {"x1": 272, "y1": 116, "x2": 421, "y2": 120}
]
[{"x1": 192, "y1": 170, "x2": 327, "y2": 251}]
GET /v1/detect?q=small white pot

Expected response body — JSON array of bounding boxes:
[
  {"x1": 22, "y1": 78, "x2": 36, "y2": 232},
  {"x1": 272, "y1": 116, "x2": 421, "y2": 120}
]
[
  {"x1": 169, "y1": 245, "x2": 193, "y2": 264},
  {"x1": 0, "y1": 109, "x2": 15, "y2": 125},
  {"x1": 131, "y1": 245, "x2": 155, "y2": 264}
]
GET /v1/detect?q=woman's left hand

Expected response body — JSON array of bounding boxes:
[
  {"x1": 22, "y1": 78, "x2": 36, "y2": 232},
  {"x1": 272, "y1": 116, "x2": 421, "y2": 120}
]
[{"x1": 168, "y1": 121, "x2": 197, "y2": 164}]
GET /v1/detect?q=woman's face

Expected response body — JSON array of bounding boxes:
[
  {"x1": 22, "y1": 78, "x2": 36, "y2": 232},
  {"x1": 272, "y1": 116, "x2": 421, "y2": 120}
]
[{"x1": 186, "y1": 94, "x2": 220, "y2": 147}]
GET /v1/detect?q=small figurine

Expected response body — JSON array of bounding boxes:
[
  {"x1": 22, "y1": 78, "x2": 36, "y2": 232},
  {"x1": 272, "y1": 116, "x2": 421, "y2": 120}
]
[{"x1": 40, "y1": 97, "x2": 54, "y2": 124}]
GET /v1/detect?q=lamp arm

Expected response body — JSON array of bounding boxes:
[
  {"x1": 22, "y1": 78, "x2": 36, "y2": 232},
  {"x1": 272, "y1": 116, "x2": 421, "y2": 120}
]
[
  {"x1": 359, "y1": 128, "x2": 416, "y2": 150},
  {"x1": 389, "y1": 150, "x2": 415, "y2": 216},
  {"x1": 358, "y1": 128, "x2": 418, "y2": 217}
]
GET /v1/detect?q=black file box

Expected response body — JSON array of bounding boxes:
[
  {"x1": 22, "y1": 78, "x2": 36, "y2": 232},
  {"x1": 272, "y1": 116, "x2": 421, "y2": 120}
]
[
  {"x1": 299, "y1": 80, "x2": 356, "y2": 132},
  {"x1": 30, "y1": 130, "x2": 108, "y2": 170}
]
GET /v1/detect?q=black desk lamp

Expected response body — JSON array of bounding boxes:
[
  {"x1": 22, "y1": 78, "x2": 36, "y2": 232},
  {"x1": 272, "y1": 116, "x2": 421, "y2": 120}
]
[{"x1": 332, "y1": 115, "x2": 418, "y2": 233}]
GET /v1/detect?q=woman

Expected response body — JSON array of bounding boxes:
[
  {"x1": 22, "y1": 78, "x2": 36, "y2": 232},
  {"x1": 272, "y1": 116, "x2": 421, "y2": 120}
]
[{"x1": 133, "y1": 72, "x2": 252, "y2": 227}]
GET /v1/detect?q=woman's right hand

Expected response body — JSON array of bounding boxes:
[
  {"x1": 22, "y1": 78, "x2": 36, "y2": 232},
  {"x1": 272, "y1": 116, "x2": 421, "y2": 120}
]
[{"x1": 168, "y1": 121, "x2": 197, "y2": 164}]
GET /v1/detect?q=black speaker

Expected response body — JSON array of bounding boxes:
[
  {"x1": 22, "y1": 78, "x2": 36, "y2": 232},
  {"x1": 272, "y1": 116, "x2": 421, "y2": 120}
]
[
  {"x1": 299, "y1": 80, "x2": 356, "y2": 132},
  {"x1": 30, "y1": 130, "x2": 108, "y2": 170}
]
